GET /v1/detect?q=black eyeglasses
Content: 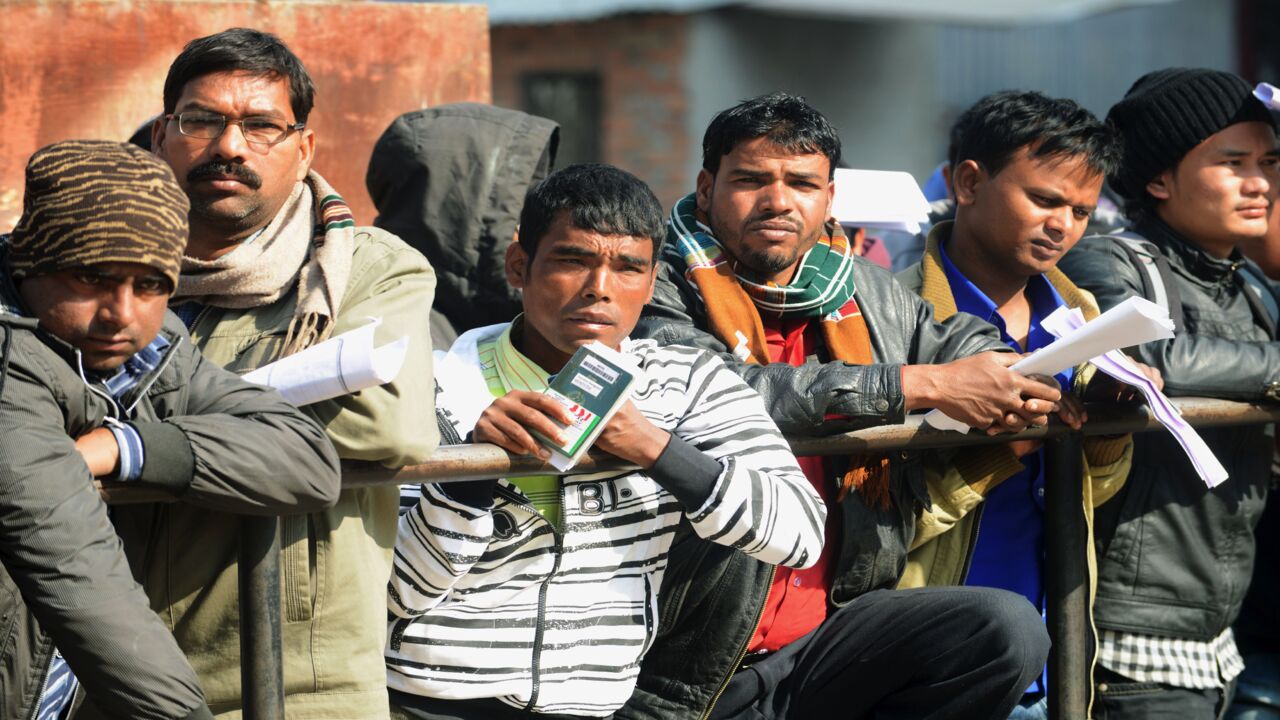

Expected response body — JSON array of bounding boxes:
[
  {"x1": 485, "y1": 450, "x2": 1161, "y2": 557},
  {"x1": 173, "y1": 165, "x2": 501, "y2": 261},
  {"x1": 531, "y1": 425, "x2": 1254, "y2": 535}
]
[{"x1": 167, "y1": 111, "x2": 305, "y2": 147}]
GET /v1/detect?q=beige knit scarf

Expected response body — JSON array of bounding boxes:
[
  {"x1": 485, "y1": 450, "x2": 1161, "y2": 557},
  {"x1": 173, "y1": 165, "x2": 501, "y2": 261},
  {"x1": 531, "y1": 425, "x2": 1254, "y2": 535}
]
[{"x1": 173, "y1": 171, "x2": 354, "y2": 356}]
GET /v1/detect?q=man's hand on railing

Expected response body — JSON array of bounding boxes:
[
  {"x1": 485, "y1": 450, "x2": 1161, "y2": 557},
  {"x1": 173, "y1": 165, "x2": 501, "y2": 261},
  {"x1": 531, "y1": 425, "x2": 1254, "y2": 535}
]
[{"x1": 902, "y1": 351, "x2": 1062, "y2": 434}]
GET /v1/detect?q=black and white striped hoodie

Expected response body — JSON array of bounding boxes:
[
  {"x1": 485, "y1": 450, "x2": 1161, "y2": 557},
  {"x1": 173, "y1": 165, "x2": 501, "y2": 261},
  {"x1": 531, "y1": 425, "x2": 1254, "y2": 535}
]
[{"x1": 387, "y1": 324, "x2": 826, "y2": 717}]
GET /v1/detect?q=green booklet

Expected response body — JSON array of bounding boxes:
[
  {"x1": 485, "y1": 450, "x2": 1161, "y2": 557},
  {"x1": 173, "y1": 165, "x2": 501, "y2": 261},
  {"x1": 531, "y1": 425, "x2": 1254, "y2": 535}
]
[{"x1": 533, "y1": 342, "x2": 640, "y2": 471}]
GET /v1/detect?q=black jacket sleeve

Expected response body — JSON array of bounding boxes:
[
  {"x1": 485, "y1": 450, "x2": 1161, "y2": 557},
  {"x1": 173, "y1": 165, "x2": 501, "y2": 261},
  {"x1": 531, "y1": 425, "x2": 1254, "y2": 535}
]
[
  {"x1": 140, "y1": 335, "x2": 343, "y2": 515},
  {"x1": 633, "y1": 260, "x2": 1006, "y2": 435},
  {"x1": 0, "y1": 336, "x2": 211, "y2": 720},
  {"x1": 1059, "y1": 236, "x2": 1280, "y2": 400}
]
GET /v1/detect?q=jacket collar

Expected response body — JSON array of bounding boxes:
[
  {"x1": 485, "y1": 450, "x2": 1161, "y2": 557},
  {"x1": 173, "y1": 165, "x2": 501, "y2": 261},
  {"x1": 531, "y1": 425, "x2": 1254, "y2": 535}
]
[
  {"x1": 1135, "y1": 213, "x2": 1243, "y2": 285},
  {"x1": 921, "y1": 221, "x2": 1099, "y2": 323}
]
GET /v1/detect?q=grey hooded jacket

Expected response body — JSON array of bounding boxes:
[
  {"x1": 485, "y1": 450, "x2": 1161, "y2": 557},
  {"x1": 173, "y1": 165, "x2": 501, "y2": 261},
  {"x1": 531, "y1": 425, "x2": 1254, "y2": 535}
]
[
  {"x1": 0, "y1": 251, "x2": 340, "y2": 719},
  {"x1": 366, "y1": 102, "x2": 559, "y2": 341}
]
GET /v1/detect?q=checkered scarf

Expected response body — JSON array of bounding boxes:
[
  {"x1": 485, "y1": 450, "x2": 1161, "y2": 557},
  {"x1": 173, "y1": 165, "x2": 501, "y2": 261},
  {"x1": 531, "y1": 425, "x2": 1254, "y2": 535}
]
[{"x1": 666, "y1": 193, "x2": 891, "y2": 508}]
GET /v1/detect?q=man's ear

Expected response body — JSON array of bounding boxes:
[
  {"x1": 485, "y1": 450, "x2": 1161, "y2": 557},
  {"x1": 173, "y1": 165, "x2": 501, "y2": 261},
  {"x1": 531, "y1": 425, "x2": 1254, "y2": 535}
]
[
  {"x1": 294, "y1": 128, "x2": 316, "y2": 182},
  {"x1": 151, "y1": 116, "x2": 169, "y2": 158},
  {"x1": 506, "y1": 237, "x2": 529, "y2": 290},
  {"x1": 695, "y1": 168, "x2": 714, "y2": 214},
  {"x1": 1146, "y1": 169, "x2": 1174, "y2": 201},
  {"x1": 952, "y1": 159, "x2": 987, "y2": 207}
]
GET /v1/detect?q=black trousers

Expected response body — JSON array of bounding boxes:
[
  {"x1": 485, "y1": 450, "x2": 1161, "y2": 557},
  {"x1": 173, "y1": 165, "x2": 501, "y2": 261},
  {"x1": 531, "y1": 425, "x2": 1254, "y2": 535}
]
[
  {"x1": 709, "y1": 586, "x2": 1050, "y2": 720},
  {"x1": 1094, "y1": 666, "x2": 1236, "y2": 720}
]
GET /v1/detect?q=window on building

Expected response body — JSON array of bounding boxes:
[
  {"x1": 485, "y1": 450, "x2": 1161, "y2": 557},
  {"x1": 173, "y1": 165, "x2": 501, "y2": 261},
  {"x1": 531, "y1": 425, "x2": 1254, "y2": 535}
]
[{"x1": 521, "y1": 72, "x2": 601, "y2": 167}]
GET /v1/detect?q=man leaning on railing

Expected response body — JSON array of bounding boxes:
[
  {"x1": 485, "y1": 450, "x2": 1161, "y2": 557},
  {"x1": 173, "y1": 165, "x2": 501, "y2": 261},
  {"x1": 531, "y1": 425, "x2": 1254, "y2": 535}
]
[
  {"x1": 115, "y1": 27, "x2": 440, "y2": 719},
  {"x1": 386, "y1": 163, "x2": 826, "y2": 719},
  {"x1": 0, "y1": 140, "x2": 340, "y2": 720}
]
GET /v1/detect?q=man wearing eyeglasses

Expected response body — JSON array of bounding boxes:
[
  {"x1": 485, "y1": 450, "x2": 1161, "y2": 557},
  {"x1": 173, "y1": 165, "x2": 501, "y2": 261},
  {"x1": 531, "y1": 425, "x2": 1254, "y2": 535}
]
[{"x1": 112, "y1": 27, "x2": 440, "y2": 720}]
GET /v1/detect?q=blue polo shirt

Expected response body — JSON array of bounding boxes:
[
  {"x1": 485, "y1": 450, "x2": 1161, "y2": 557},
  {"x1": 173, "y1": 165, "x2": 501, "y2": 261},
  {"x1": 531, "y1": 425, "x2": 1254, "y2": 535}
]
[{"x1": 938, "y1": 239, "x2": 1072, "y2": 696}]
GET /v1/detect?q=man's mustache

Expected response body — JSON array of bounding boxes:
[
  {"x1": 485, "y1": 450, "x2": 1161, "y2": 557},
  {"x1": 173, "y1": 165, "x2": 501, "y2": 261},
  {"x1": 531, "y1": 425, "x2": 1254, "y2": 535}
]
[
  {"x1": 745, "y1": 214, "x2": 802, "y2": 233},
  {"x1": 188, "y1": 161, "x2": 262, "y2": 190}
]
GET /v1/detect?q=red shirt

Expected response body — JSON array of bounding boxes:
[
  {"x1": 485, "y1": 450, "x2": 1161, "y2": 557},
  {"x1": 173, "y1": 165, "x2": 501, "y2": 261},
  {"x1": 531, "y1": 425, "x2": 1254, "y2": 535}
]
[{"x1": 747, "y1": 314, "x2": 838, "y2": 653}]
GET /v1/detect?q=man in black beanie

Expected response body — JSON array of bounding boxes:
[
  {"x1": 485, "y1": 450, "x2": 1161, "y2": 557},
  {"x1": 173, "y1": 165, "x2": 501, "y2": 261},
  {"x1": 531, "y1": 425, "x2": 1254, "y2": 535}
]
[{"x1": 1059, "y1": 68, "x2": 1280, "y2": 719}]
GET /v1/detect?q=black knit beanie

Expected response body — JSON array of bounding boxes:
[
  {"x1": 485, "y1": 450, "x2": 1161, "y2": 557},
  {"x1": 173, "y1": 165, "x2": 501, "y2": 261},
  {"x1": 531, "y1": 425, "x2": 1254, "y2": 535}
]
[{"x1": 1107, "y1": 67, "x2": 1276, "y2": 203}]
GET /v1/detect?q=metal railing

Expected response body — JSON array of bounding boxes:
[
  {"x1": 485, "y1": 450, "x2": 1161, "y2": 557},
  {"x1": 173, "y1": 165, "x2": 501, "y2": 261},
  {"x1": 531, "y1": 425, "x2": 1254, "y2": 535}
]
[{"x1": 99, "y1": 397, "x2": 1280, "y2": 720}]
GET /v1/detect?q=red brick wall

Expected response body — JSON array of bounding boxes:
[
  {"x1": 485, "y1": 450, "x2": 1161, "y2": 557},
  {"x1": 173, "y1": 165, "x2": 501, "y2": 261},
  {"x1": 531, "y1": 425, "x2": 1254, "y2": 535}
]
[
  {"x1": 491, "y1": 14, "x2": 690, "y2": 210},
  {"x1": 0, "y1": 1, "x2": 491, "y2": 228}
]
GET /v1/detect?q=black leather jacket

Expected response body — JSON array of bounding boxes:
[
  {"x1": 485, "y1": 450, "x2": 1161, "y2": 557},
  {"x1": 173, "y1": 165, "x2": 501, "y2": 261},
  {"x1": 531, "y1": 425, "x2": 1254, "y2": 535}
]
[
  {"x1": 1058, "y1": 216, "x2": 1279, "y2": 641},
  {"x1": 619, "y1": 253, "x2": 1006, "y2": 720}
]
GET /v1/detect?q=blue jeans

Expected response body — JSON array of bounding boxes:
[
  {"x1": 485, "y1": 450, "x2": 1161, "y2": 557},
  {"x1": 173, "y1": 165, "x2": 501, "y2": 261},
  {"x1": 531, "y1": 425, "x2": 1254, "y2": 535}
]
[
  {"x1": 1227, "y1": 653, "x2": 1280, "y2": 720},
  {"x1": 1008, "y1": 695, "x2": 1048, "y2": 720}
]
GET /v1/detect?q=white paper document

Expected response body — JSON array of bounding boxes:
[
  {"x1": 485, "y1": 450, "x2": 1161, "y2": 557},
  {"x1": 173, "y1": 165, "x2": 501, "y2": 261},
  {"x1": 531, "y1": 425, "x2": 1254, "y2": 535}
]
[
  {"x1": 831, "y1": 169, "x2": 932, "y2": 236},
  {"x1": 1041, "y1": 307, "x2": 1228, "y2": 488},
  {"x1": 243, "y1": 318, "x2": 409, "y2": 406},
  {"x1": 922, "y1": 297, "x2": 1227, "y2": 488}
]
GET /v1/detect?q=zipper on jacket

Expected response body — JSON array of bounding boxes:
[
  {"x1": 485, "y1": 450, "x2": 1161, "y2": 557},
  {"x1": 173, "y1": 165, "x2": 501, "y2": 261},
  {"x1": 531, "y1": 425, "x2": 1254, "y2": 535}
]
[
  {"x1": 123, "y1": 336, "x2": 183, "y2": 415},
  {"x1": 489, "y1": 480, "x2": 564, "y2": 714},
  {"x1": 26, "y1": 642, "x2": 56, "y2": 720},
  {"x1": 524, "y1": 522, "x2": 563, "y2": 712},
  {"x1": 699, "y1": 565, "x2": 776, "y2": 720},
  {"x1": 957, "y1": 504, "x2": 985, "y2": 585}
]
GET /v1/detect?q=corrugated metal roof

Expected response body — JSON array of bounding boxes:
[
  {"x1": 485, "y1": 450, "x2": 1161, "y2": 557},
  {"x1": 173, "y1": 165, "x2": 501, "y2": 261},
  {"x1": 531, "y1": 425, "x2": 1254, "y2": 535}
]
[{"x1": 424, "y1": 0, "x2": 1175, "y2": 26}]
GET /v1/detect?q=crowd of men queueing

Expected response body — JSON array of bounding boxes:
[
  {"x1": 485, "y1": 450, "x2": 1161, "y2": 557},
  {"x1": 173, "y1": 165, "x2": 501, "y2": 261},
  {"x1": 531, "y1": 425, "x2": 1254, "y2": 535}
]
[{"x1": 1, "y1": 25, "x2": 1277, "y2": 720}]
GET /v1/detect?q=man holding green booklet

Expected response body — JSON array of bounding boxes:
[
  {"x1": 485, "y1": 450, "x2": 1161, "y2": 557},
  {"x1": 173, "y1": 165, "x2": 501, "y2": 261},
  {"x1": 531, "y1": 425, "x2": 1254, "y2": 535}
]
[{"x1": 385, "y1": 163, "x2": 827, "y2": 719}]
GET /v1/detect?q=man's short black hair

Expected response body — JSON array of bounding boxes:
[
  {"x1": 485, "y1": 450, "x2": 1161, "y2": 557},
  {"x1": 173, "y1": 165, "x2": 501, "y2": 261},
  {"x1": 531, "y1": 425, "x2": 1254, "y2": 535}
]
[
  {"x1": 702, "y1": 92, "x2": 841, "y2": 179},
  {"x1": 163, "y1": 28, "x2": 316, "y2": 123},
  {"x1": 951, "y1": 90, "x2": 1120, "y2": 180},
  {"x1": 517, "y1": 163, "x2": 665, "y2": 262}
]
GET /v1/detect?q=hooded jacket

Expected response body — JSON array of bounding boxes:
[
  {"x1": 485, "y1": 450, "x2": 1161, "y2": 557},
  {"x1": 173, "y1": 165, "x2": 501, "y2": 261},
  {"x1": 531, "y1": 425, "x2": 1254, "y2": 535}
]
[
  {"x1": 366, "y1": 103, "x2": 559, "y2": 339},
  {"x1": 0, "y1": 245, "x2": 340, "y2": 720},
  {"x1": 100, "y1": 224, "x2": 438, "y2": 719}
]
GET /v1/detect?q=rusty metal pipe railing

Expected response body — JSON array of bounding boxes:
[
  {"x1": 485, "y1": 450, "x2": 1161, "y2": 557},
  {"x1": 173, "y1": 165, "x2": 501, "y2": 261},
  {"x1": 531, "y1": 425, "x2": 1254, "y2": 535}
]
[{"x1": 97, "y1": 397, "x2": 1280, "y2": 717}]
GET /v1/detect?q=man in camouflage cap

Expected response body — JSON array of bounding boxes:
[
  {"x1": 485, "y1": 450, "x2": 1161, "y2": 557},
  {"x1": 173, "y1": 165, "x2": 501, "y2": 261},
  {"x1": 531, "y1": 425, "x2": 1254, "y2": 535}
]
[{"x1": 0, "y1": 140, "x2": 341, "y2": 719}]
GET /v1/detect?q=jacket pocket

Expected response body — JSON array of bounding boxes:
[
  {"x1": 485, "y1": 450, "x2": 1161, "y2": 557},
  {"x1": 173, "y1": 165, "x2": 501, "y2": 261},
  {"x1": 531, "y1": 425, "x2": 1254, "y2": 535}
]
[
  {"x1": 0, "y1": 574, "x2": 20, "y2": 661},
  {"x1": 281, "y1": 514, "x2": 314, "y2": 622}
]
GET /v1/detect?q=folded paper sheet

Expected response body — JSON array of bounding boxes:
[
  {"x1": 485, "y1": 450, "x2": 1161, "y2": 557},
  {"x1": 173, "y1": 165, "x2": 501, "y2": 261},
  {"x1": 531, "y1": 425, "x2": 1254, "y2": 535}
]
[
  {"x1": 243, "y1": 318, "x2": 409, "y2": 406},
  {"x1": 831, "y1": 168, "x2": 932, "y2": 235}
]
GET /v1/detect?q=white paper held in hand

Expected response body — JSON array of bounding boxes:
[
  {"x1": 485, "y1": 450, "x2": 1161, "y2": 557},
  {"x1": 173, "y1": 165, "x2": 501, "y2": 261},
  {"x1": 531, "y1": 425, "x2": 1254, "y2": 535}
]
[
  {"x1": 1040, "y1": 307, "x2": 1228, "y2": 488},
  {"x1": 923, "y1": 297, "x2": 1175, "y2": 432},
  {"x1": 830, "y1": 169, "x2": 932, "y2": 236},
  {"x1": 242, "y1": 317, "x2": 410, "y2": 406}
]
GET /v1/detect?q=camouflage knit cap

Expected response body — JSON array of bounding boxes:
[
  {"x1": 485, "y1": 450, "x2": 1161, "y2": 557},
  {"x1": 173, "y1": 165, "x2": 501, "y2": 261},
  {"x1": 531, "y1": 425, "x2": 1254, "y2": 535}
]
[{"x1": 9, "y1": 139, "x2": 189, "y2": 288}]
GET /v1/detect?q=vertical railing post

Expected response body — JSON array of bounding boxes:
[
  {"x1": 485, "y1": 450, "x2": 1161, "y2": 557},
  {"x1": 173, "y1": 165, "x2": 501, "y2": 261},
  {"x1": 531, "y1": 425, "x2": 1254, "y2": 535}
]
[
  {"x1": 239, "y1": 516, "x2": 285, "y2": 720},
  {"x1": 1045, "y1": 434, "x2": 1089, "y2": 719}
]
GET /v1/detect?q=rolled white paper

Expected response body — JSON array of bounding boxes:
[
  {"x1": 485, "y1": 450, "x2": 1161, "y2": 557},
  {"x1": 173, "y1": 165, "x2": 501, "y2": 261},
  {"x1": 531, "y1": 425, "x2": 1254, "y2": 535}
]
[{"x1": 243, "y1": 317, "x2": 409, "y2": 406}]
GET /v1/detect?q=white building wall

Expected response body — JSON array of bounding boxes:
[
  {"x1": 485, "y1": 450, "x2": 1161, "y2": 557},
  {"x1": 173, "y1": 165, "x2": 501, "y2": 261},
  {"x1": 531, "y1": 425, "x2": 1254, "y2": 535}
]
[{"x1": 683, "y1": 0, "x2": 1236, "y2": 190}]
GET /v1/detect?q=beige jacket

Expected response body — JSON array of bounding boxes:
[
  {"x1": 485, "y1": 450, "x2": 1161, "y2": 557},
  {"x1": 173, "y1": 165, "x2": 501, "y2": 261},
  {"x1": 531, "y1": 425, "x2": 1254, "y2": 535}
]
[{"x1": 106, "y1": 226, "x2": 438, "y2": 720}]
